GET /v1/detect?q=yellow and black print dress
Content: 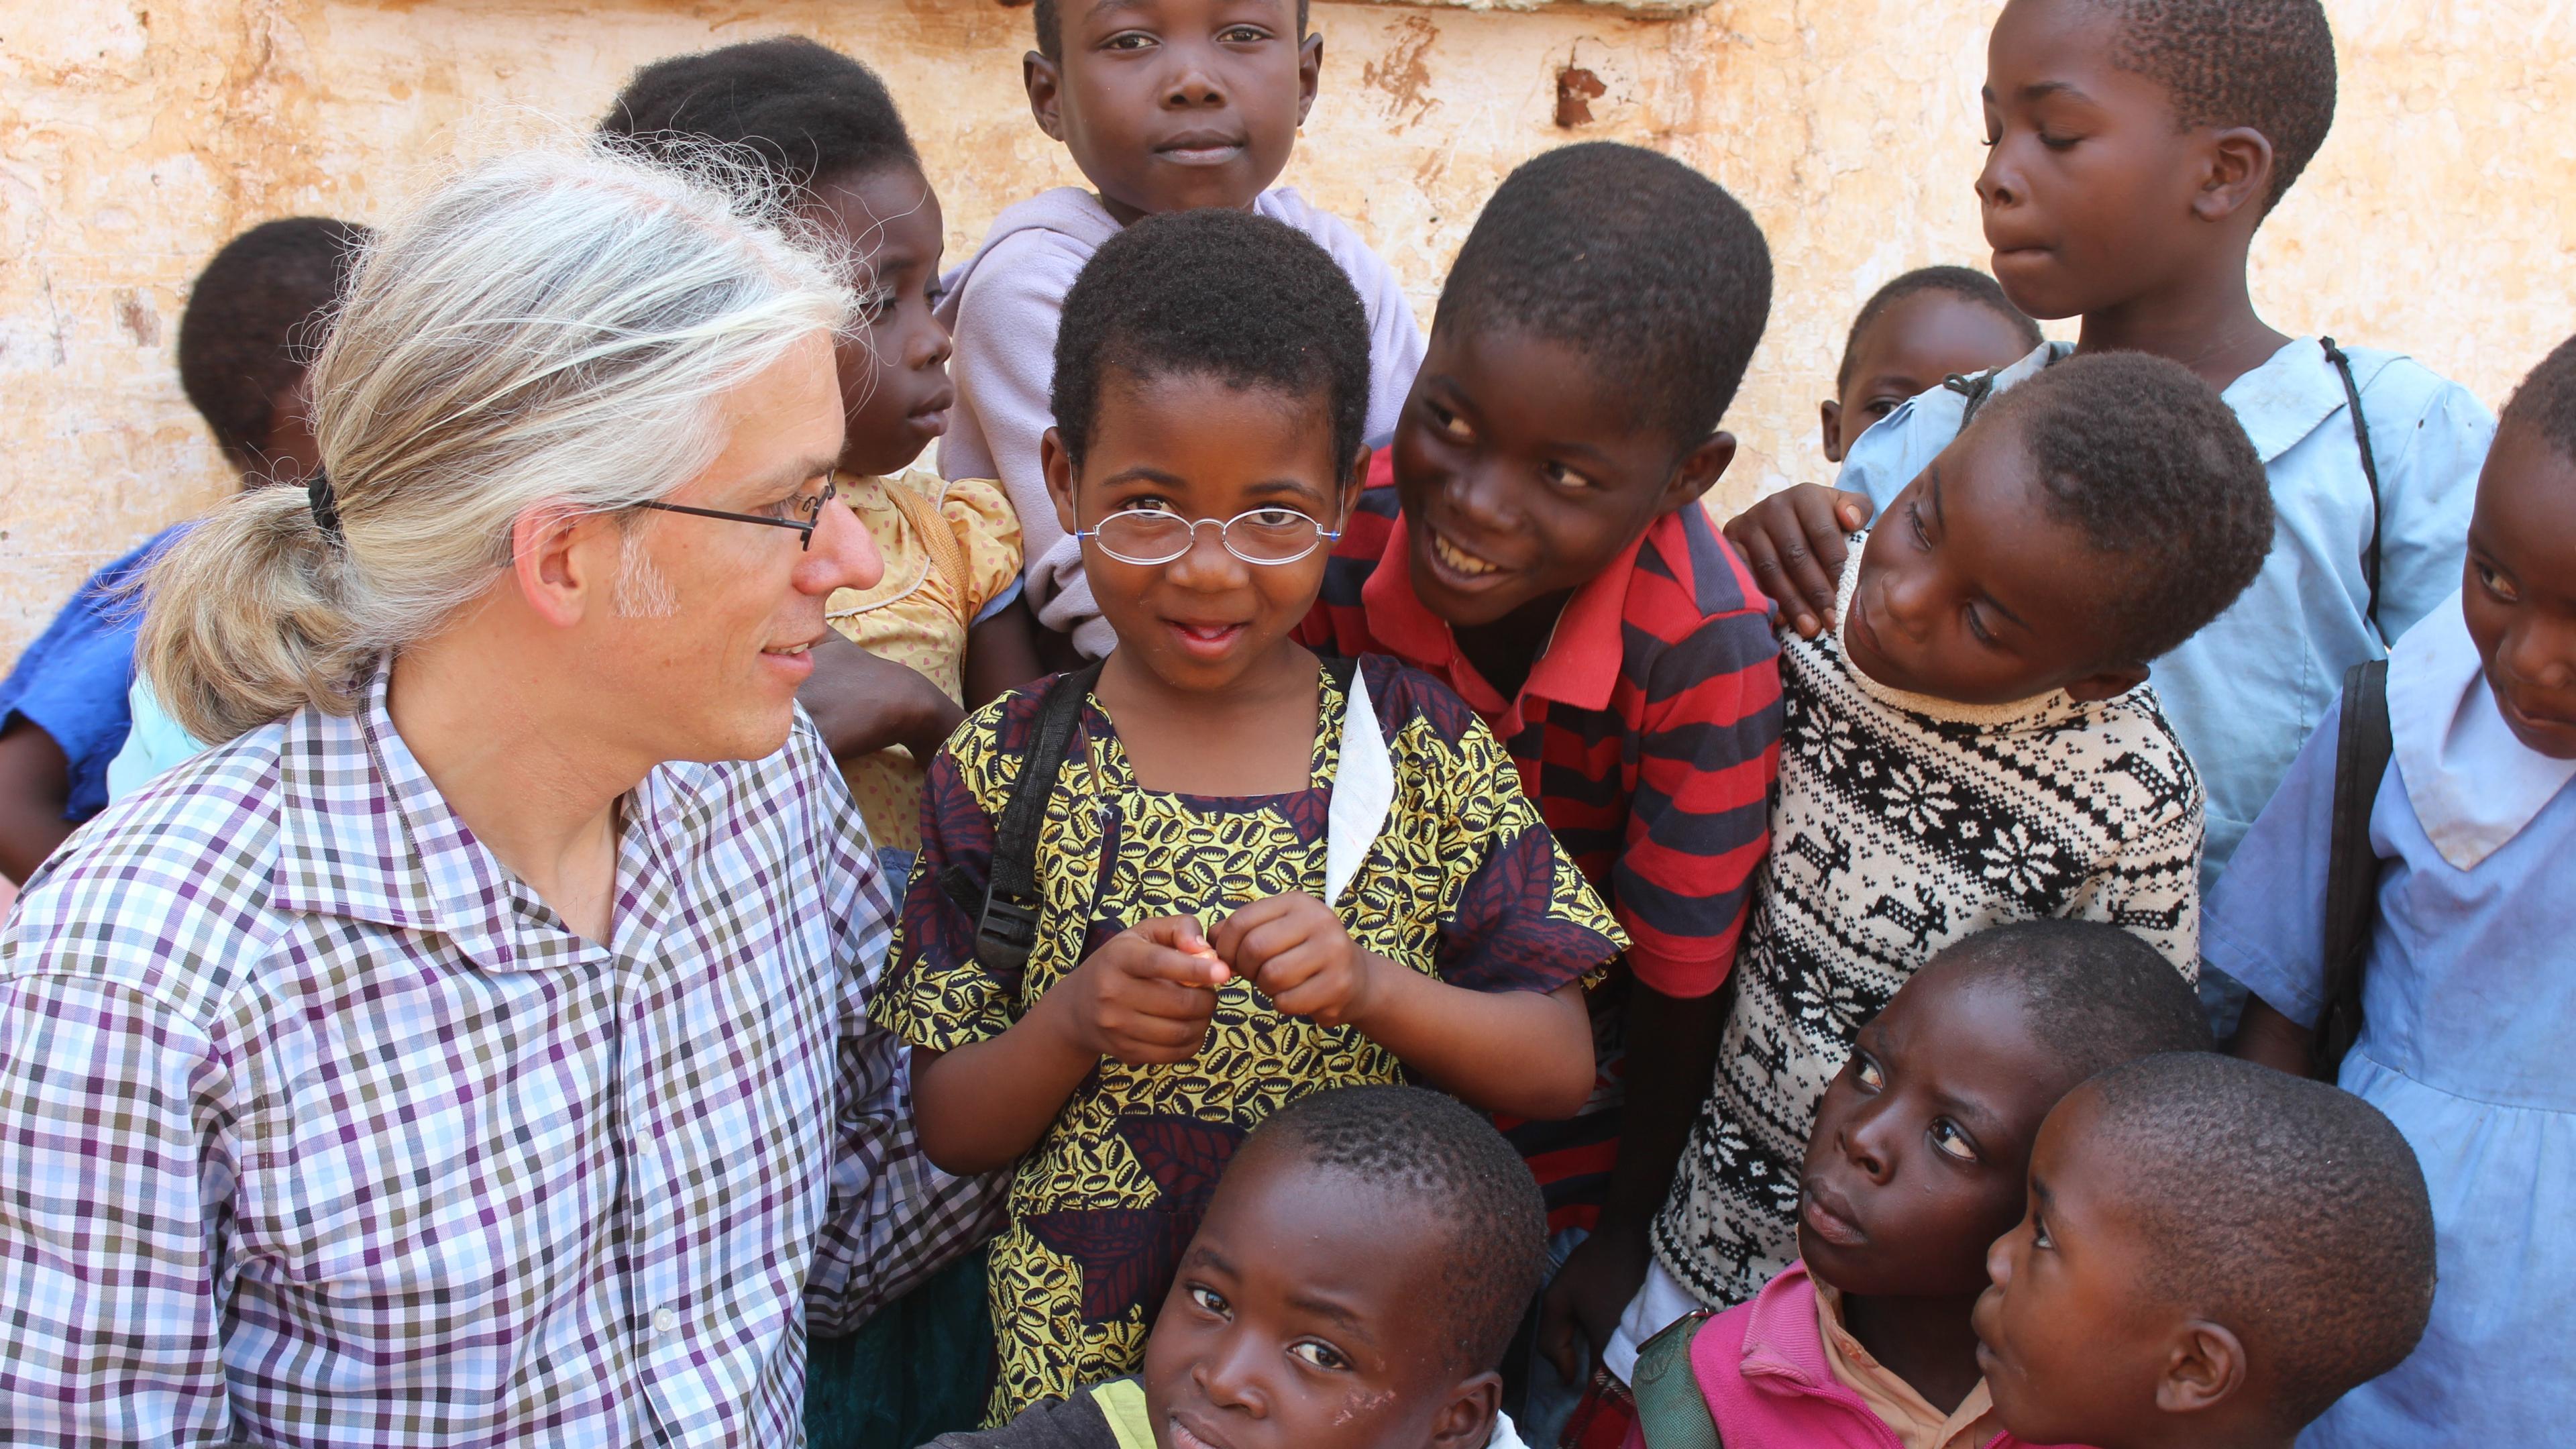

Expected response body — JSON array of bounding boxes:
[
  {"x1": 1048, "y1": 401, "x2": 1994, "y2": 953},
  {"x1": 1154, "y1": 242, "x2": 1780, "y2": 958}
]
[{"x1": 873, "y1": 653, "x2": 1624, "y2": 1421}]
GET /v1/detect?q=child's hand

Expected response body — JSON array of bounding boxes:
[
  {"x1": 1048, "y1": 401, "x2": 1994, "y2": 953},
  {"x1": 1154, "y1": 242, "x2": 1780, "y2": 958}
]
[
  {"x1": 1053, "y1": 916, "x2": 1231, "y2": 1066},
  {"x1": 799, "y1": 635, "x2": 966, "y2": 761},
  {"x1": 1212, "y1": 894, "x2": 1380, "y2": 1030},
  {"x1": 1721, "y1": 484, "x2": 1875, "y2": 639}
]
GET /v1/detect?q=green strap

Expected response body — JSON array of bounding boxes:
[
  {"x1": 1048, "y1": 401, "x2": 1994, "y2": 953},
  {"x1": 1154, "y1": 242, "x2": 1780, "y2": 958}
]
[
  {"x1": 1631, "y1": 1310, "x2": 1721, "y2": 1449},
  {"x1": 1089, "y1": 1378, "x2": 1159, "y2": 1449}
]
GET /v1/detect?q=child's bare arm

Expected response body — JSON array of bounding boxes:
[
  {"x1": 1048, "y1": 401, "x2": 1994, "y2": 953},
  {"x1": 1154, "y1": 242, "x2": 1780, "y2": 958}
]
[
  {"x1": 1721, "y1": 484, "x2": 1875, "y2": 639},
  {"x1": 1212, "y1": 894, "x2": 1595, "y2": 1120},
  {"x1": 800, "y1": 634, "x2": 965, "y2": 761},
  {"x1": 0, "y1": 718, "x2": 77, "y2": 882},
  {"x1": 909, "y1": 916, "x2": 1230, "y2": 1174},
  {"x1": 961, "y1": 596, "x2": 1045, "y2": 710},
  {"x1": 2229, "y1": 996, "x2": 2317, "y2": 1079}
]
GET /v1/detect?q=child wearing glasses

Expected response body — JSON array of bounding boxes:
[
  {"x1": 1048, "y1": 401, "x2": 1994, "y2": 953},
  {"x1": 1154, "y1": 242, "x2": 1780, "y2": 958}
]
[{"x1": 873, "y1": 209, "x2": 1625, "y2": 1423}]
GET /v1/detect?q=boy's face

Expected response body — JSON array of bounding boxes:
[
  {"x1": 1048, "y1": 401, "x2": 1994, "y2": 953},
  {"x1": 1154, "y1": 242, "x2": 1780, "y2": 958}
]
[
  {"x1": 1825, "y1": 293, "x2": 2037, "y2": 464},
  {"x1": 2461, "y1": 422, "x2": 2576, "y2": 759},
  {"x1": 1044, "y1": 368, "x2": 1360, "y2": 694},
  {"x1": 807, "y1": 164, "x2": 953, "y2": 478},
  {"x1": 1974, "y1": 1089, "x2": 2177, "y2": 1447},
  {"x1": 1799, "y1": 962, "x2": 2072, "y2": 1299},
  {"x1": 1977, "y1": 0, "x2": 2231, "y2": 323},
  {"x1": 1391, "y1": 324, "x2": 1733, "y2": 629},
  {"x1": 1145, "y1": 1146, "x2": 1500, "y2": 1449},
  {"x1": 1847, "y1": 417, "x2": 2147, "y2": 706},
  {"x1": 1028, "y1": 0, "x2": 1320, "y2": 225}
]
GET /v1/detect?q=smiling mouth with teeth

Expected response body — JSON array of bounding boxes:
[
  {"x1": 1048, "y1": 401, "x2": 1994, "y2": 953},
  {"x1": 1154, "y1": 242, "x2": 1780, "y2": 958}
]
[{"x1": 1429, "y1": 527, "x2": 1503, "y2": 578}]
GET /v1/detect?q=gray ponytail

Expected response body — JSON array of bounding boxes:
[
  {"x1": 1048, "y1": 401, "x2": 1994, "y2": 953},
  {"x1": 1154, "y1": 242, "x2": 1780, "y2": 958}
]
[{"x1": 138, "y1": 140, "x2": 855, "y2": 743}]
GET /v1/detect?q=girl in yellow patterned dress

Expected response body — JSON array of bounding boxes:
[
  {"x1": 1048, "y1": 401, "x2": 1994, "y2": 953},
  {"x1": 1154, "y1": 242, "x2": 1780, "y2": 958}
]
[{"x1": 873, "y1": 211, "x2": 1626, "y2": 1421}]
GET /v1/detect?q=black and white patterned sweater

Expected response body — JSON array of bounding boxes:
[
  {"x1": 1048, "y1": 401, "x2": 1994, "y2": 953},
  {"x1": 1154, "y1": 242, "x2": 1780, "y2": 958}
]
[{"x1": 1652, "y1": 539, "x2": 2203, "y2": 1309}]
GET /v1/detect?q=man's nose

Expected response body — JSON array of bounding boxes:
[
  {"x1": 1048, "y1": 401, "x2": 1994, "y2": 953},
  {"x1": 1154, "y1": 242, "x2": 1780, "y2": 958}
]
[{"x1": 797, "y1": 494, "x2": 882, "y2": 596}]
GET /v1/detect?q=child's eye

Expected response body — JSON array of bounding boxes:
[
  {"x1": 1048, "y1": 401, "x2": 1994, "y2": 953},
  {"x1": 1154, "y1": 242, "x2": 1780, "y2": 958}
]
[
  {"x1": 2031, "y1": 1212, "x2": 2054, "y2": 1250},
  {"x1": 1289, "y1": 1340, "x2": 1350, "y2": 1371},
  {"x1": 1189, "y1": 1285, "x2": 1231, "y2": 1318},
  {"x1": 1964, "y1": 605, "x2": 1998, "y2": 645},
  {"x1": 1854, "y1": 1055, "x2": 1885, "y2": 1091},
  {"x1": 1907, "y1": 500, "x2": 1933, "y2": 549},
  {"x1": 1426, "y1": 401, "x2": 1474, "y2": 443},
  {"x1": 1103, "y1": 31, "x2": 1157, "y2": 51},
  {"x1": 1218, "y1": 23, "x2": 1271, "y2": 42},
  {"x1": 1544, "y1": 462, "x2": 1598, "y2": 491},
  {"x1": 2037, "y1": 131, "x2": 2079, "y2": 152},
  {"x1": 1930, "y1": 1120, "x2": 1980, "y2": 1163},
  {"x1": 1244, "y1": 506, "x2": 1311, "y2": 527},
  {"x1": 2476, "y1": 559, "x2": 2522, "y2": 604},
  {"x1": 1866, "y1": 398, "x2": 1900, "y2": 420},
  {"x1": 856, "y1": 290, "x2": 896, "y2": 325}
]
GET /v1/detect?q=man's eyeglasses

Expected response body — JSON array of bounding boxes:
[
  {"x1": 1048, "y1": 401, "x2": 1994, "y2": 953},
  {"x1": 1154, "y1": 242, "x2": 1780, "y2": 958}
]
[
  {"x1": 636, "y1": 479, "x2": 833, "y2": 550},
  {"x1": 1076, "y1": 506, "x2": 1340, "y2": 567}
]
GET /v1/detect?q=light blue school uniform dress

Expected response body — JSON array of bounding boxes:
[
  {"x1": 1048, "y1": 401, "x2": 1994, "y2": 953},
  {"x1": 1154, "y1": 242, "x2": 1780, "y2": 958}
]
[
  {"x1": 103, "y1": 676, "x2": 211, "y2": 805},
  {"x1": 1836, "y1": 338, "x2": 2491, "y2": 899},
  {"x1": 2204, "y1": 591, "x2": 2575, "y2": 1447}
]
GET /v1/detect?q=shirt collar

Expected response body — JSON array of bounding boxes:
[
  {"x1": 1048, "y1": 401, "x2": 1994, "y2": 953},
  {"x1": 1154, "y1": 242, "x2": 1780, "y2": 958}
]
[
  {"x1": 2219, "y1": 335, "x2": 2381, "y2": 464},
  {"x1": 1357, "y1": 511, "x2": 1641, "y2": 714},
  {"x1": 270, "y1": 663, "x2": 592, "y2": 971},
  {"x1": 1812, "y1": 1278, "x2": 1999, "y2": 1449},
  {"x1": 2389, "y1": 589, "x2": 2576, "y2": 871}
]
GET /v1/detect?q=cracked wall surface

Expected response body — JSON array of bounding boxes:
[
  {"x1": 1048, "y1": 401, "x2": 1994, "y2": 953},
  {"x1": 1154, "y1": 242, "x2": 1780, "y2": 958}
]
[{"x1": 4, "y1": 1, "x2": 2572, "y2": 661}]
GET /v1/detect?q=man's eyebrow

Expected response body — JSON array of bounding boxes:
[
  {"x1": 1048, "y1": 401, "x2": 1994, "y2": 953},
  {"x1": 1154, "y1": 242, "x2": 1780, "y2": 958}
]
[{"x1": 754, "y1": 453, "x2": 841, "y2": 496}]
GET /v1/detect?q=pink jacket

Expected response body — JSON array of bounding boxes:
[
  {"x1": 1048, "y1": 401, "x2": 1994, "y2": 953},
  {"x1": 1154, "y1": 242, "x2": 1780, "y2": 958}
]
[{"x1": 1623, "y1": 1262, "x2": 2088, "y2": 1449}]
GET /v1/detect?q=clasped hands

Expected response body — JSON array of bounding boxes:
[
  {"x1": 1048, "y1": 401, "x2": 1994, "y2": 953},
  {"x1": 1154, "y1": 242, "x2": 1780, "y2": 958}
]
[{"x1": 1046, "y1": 894, "x2": 1380, "y2": 1065}]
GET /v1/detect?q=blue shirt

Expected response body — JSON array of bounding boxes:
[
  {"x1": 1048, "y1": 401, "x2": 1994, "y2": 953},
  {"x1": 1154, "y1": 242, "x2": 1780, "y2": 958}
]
[
  {"x1": 2205, "y1": 598, "x2": 2575, "y2": 1446},
  {"x1": 1836, "y1": 338, "x2": 2491, "y2": 894},
  {"x1": 0, "y1": 525, "x2": 191, "y2": 822}
]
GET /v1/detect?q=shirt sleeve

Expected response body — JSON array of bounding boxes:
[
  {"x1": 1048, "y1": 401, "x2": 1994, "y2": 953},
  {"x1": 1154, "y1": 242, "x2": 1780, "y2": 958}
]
[
  {"x1": 2200, "y1": 698, "x2": 2348, "y2": 1027},
  {"x1": 808, "y1": 724, "x2": 1006, "y2": 1331},
  {"x1": 938, "y1": 475, "x2": 1028, "y2": 622},
  {"x1": 1411, "y1": 682, "x2": 1627, "y2": 994},
  {"x1": 0, "y1": 591, "x2": 142, "y2": 823},
  {"x1": 868, "y1": 705, "x2": 1022, "y2": 1053},
  {"x1": 0, "y1": 972, "x2": 236, "y2": 1443},
  {"x1": 1616, "y1": 609, "x2": 1784, "y2": 998},
  {"x1": 2059, "y1": 732, "x2": 2206, "y2": 978},
  {"x1": 1831, "y1": 384, "x2": 1967, "y2": 513},
  {"x1": 2370, "y1": 369, "x2": 2492, "y2": 646}
]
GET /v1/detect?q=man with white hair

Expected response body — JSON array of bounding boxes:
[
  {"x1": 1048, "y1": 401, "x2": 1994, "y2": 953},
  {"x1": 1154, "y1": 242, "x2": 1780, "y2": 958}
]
[{"x1": 0, "y1": 146, "x2": 996, "y2": 1446}]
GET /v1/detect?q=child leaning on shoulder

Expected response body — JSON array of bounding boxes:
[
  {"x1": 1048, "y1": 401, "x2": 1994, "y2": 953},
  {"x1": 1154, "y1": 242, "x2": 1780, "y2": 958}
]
[
  {"x1": 873, "y1": 209, "x2": 1622, "y2": 1422},
  {"x1": 1564, "y1": 920, "x2": 2211, "y2": 1449},
  {"x1": 941, "y1": 0, "x2": 1424, "y2": 661},
  {"x1": 1976, "y1": 1054, "x2": 2435, "y2": 1449},
  {"x1": 1620, "y1": 351, "x2": 2275, "y2": 1376},
  {"x1": 2212, "y1": 333, "x2": 2576, "y2": 1446}
]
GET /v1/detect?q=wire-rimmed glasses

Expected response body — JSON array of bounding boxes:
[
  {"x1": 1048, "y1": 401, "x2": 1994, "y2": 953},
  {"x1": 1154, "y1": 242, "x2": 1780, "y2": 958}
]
[
  {"x1": 1075, "y1": 506, "x2": 1341, "y2": 567},
  {"x1": 636, "y1": 476, "x2": 833, "y2": 550}
]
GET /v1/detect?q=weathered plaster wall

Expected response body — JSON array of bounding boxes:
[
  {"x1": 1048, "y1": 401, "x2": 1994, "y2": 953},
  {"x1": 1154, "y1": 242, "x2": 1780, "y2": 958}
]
[{"x1": 4, "y1": 1, "x2": 2571, "y2": 661}]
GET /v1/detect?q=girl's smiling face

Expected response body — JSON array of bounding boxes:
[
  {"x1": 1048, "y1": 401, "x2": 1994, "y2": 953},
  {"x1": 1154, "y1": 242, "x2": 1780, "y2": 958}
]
[{"x1": 1044, "y1": 366, "x2": 1360, "y2": 696}]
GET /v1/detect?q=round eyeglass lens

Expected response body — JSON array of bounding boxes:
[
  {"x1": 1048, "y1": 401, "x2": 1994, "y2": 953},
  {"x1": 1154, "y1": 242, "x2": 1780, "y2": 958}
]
[
  {"x1": 1226, "y1": 508, "x2": 1322, "y2": 563},
  {"x1": 1091, "y1": 511, "x2": 1195, "y2": 564}
]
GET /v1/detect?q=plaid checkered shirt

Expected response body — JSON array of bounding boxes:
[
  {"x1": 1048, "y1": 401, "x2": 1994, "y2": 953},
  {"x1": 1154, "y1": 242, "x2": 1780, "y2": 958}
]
[{"x1": 0, "y1": 667, "x2": 1002, "y2": 1446}]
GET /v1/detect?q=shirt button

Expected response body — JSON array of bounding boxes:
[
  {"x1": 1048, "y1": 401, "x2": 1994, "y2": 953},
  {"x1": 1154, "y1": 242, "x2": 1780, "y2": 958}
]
[{"x1": 653, "y1": 1307, "x2": 680, "y2": 1335}]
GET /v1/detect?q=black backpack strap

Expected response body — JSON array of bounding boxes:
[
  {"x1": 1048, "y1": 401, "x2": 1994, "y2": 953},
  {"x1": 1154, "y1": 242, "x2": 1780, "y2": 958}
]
[
  {"x1": 2320, "y1": 338, "x2": 2387, "y2": 645},
  {"x1": 1943, "y1": 369, "x2": 2001, "y2": 429},
  {"x1": 943, "y1": 660, "x2": 1105, "y2": 983},
  {"x1": 2314, "y1": 658, "x2": 2393, "y2": 1079}
]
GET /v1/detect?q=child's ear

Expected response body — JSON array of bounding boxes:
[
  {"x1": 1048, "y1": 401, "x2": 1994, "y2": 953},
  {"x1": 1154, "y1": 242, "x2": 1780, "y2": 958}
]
[
  {"x1": 1338, "y1": 443, "x2": 1372, "y2": 521},
  {"x1": 1425, "y1": 1370, "x2": 1503, "y2": 1449},
  {"x1": 2153, "y1": 1320, "x2": 2249, "y2": 1417},
  {"x1": 1042, "y1": 427, "x2": 1081, "y2": 537},
  {"x1": 2061, "y1": 661, "x2": 2151, "y2": 703},
  {"x1": 1661, "y1": 431, "x2": 1739, "y2": 515},
  {"x1": 1295, "y1": 32, "x2": 1324, "y2": 127},
  {"x1": 1820, "y1": 400, "x2": 1846, "y2": 464},
  {"x1": 1024, "y1": 51, "x2": 1067, "y2": 143},
  {"x1": 2193, "y1": 126, "x2": 2275, "y2": 227}
]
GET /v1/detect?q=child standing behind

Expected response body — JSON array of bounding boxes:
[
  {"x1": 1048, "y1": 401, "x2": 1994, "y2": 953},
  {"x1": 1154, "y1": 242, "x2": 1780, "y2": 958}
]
[
  {"x1": 1821, "y1": 266, "x2": 2041, "y2": 465},
  {"x1": 1730, "y1": 0, "x2": 2494, "y2": 948},
  {"x1": 602, "y1": 39, "x2": 1040, "y2": 868},
  {"x1": 1291, "y1": 148, "x2": 1784, "y2": 1433},
  {"x1": 2216, "y1": 335, "x2": 2576, "y2": 1446},
  {"x1": 941, "y1": 0, "x2": 1424, "y2": 660},
  {"x1": 876, "y1": 210, "x2": 1621, "y2": 1421},
  {"x1": 1631, "y1": 352, "x2": 2274, "y2": 1356}
]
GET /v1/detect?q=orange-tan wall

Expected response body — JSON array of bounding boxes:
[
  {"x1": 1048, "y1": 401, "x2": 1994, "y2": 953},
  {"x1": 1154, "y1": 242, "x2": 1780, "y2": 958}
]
[{"x1": 4, "y1": 0, "x2": 2572, "y2": 660}]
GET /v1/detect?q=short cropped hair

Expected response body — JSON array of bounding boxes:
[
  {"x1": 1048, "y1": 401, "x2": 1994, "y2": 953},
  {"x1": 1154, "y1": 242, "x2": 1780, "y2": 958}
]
[
  {"x1": 2499, "y1": 331, "x2": 2576, "y2": 467},
  {"x1": 1052, "y1": 207, "x2": 1371, "y2": 475},
  {"x1": 1250, "y1": 1085, "x2": 1546, "y2": 1377},
  {"x1": 1837, "y1": 266, "x2": 2043, "y2": 394},
  {"x1": 176, "y1": 217, "x2": 370, "y2": 468},
  {"x1": 2097, "y1": 0, "x2": 2338, "y2": 213},
  {"x1": 1035, "y1": 0, "x2": 1308, "y2": 61},
  {"x1": 1974, "y1": 352, "x2": 2274, "y2": 663},
  {"x1": 1933, "y1": 920, "x2": 2212, "y2": 1083},
  {"x1": 598, "y1": 36, "x2": 918, "y2": 192},
  {"x1": 1435, "y1": 142, "x2": 1773, "y2": 449},
  {"x1": 2080, "y1": 1054, "x2": 2435, "y2": 1434}
]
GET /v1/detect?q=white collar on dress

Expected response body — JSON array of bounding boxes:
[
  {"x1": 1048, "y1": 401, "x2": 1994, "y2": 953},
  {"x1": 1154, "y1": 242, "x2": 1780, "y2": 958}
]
[
  {"x1": 1324, "y1": 664, "x2": 1393, "y2": 906},
  {"x1": 2388, "y1": 589, "x2": 2576, "y2": 871}
]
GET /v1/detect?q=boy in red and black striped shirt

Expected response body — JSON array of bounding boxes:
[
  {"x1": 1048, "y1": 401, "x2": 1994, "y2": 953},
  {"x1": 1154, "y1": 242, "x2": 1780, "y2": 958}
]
[{"x1": 1295, "y1": 142, "x2": 1783, "y2": 1432}]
